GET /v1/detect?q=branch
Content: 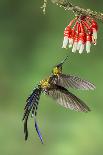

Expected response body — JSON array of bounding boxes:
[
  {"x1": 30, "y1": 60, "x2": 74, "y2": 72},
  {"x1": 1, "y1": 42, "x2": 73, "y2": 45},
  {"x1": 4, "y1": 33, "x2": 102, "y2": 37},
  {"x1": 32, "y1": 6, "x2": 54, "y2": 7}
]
[{"x1": 51, "y1": 0, "x2": 103, "y2": 22}]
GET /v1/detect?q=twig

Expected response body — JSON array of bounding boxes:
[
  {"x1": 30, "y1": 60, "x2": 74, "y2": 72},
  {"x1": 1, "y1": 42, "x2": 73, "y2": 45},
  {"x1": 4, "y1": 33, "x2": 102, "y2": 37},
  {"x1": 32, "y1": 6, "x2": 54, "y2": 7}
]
[{"x1": 51, "y1": 0, "x2": 103, "y2": 22}]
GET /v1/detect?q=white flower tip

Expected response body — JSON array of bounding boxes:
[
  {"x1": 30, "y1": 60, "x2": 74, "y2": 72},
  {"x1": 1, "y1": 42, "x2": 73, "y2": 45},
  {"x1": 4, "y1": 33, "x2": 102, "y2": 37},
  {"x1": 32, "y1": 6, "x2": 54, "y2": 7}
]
[
  {"x1": 87, "y1": 49, "x2": 90, "y2": 53},
  {"x1": 62, "y1": 36, "x2": 68, "y2": 48},
  {"x1": 86, "y1": 41, "x2": 91, "y2": 53},
  {"x1": 79, "y1": 51, "x2": 83, "y2": 54},
  {"x1": 62, "y1": 45, "x2": 67, "y2": 49},
  {"x1": 79, "y1": 44, "x2": 84, "y2": 54},
  {"x1": 69, "y1": 38, "x2": 73, "y2": 43},
  {"x1": 68, "y1": 38, "x2": 73, "y2": 48},
  {"x1": 69, "y1": 44, "x2": 72, "y2": 48},
  {"x1": 72, "y1": 42, "x2": 77, "y2": 53},
  {"x1": 72, "y1": 48, "x2": 76, "y2": 53},
  {"x1": 64, "y1": 36, "x2": 68, "y2": 39},
  {"x1": 93, "y1": 29, "x2": 97, "y2": 40},
  {"x1": 77, "y1": 41, "x2": 82, "y2": 51}
]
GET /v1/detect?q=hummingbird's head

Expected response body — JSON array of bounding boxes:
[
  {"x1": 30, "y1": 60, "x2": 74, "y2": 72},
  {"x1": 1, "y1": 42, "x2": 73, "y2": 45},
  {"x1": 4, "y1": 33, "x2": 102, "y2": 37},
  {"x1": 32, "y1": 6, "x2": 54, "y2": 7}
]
[{"x1": 52, "y1": 56, "x2": 68, "y2": 76}]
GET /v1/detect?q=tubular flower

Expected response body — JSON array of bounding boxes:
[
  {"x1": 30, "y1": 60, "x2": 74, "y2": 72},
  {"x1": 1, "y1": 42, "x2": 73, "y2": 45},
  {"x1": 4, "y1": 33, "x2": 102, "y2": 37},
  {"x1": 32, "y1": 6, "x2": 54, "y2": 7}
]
[{"x1": 62, "y1": 16, "x2": 98, "y2": 53}]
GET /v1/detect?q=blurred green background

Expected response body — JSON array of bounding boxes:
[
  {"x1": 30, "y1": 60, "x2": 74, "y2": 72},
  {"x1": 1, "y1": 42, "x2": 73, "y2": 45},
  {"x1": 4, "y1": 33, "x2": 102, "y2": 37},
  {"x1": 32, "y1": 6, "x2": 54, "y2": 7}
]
[{"x1": 0, "y1": 0, "x2": 103, "y2": 155}]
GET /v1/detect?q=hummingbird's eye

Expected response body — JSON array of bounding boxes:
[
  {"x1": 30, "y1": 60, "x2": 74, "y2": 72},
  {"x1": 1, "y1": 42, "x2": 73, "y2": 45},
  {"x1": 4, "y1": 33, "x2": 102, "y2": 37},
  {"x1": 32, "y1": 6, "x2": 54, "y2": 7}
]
[
  {"x1": 56, "y1": 63, "x2": 61, "y2": 68},
  {"x1": 57, "y1": 64, "x2": 62, "y2": 70}
]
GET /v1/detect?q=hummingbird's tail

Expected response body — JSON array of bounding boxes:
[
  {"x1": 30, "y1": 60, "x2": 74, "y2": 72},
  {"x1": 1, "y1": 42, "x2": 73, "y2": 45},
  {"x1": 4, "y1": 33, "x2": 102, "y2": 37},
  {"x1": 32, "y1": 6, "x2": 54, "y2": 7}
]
[{"x1": 34, "y1": 118, "x2": 44, "y2": 144}]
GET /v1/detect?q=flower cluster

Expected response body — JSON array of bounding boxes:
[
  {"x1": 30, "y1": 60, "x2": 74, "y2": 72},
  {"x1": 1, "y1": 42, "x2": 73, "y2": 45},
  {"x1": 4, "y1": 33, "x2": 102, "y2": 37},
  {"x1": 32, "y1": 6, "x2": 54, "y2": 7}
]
[{"x1": 62, "y1": 16, "x2": 98, "y2": 54}]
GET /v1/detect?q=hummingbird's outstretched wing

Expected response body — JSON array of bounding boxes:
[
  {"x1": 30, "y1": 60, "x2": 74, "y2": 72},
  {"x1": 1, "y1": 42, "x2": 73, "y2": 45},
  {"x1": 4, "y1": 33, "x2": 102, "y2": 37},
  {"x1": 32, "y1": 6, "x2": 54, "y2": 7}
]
[
  {"x1": 51, "y1": 74, "x2": 95, "y2": 90},
  {"x1": 46, "y1": 85, "x2": 91, "y2": 112},
  {"x1": 22, "y1": 87, "x2": 42, "y2": 140}
]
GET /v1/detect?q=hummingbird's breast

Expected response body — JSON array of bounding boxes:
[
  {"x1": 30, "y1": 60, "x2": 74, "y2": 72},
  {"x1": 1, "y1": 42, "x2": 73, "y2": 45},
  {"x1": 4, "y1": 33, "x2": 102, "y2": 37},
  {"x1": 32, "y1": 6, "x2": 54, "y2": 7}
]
[{"x1": 40, "y1": 77, "x2": 51, "y2": 89}]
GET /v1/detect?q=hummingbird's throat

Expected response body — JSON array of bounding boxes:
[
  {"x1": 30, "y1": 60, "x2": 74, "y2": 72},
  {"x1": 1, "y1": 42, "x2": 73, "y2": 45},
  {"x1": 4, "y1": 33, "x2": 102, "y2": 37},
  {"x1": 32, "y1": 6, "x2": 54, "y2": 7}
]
[
  {"x1": 53, "y1": 67, "x2": 61, "y2": 76},
  {"x1": 40, "y1": 77, "x2": 50, "y2": 89}
]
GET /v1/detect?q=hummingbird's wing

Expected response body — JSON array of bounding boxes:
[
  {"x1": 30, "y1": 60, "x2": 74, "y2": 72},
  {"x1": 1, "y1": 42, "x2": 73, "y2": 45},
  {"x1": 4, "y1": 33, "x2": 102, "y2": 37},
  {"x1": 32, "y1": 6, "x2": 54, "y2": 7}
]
[
  {"x1": 22, "y1": 87, "x2": 42, "y2": 140},
  {"x1": 46, "y1": 85, "x2": 90, "y2": 112},
  {"x1": 51, "y1": 74, "x2": 95, "y2": 90}
]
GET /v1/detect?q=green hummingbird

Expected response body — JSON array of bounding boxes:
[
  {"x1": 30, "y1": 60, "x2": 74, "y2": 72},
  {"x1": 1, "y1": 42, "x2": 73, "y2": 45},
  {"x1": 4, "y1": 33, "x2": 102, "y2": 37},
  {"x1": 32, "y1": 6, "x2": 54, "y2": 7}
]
[{"x1": 23, "y1": 56, "x2": 95, "y2": 143}]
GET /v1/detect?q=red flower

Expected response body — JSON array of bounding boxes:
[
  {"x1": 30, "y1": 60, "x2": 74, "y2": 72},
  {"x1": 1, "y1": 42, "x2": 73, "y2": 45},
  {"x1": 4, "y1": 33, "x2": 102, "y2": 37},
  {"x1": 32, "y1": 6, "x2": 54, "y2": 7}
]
[{"x1": 62, "y1": 16, "x2": 98, "y2": 53}]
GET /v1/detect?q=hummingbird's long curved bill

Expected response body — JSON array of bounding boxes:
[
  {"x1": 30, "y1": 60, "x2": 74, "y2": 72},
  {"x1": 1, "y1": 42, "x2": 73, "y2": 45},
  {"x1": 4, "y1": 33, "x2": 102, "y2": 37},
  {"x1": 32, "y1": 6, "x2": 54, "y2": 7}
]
[
  {"x1": 56, "y1": 55, "x2": 68, "y2": 68},
  {"x1": 60, "y1": 55, "x2": 68, "y2": 65}
]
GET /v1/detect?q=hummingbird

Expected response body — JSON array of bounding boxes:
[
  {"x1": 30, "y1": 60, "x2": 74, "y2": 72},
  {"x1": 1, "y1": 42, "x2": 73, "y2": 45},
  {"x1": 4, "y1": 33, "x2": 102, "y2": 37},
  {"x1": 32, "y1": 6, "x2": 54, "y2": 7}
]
[{"x1": 22, "y1": 56, "x2": 95, "y2": 143}]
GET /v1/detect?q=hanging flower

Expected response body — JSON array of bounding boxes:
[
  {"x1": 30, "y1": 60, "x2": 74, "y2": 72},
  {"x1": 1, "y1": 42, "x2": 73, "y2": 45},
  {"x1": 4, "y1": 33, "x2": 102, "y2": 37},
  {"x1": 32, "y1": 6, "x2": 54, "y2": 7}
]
[{"x1": 62, "y1": 16, "x2": 98, "y2": 54}]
